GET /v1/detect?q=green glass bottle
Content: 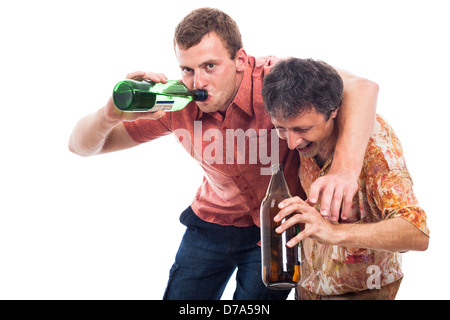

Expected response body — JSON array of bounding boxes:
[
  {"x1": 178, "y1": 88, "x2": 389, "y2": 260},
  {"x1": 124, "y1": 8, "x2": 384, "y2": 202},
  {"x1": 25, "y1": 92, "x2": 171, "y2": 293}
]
[{"x1": 112, "y1": 79, "x2": 208, "y2": 112}]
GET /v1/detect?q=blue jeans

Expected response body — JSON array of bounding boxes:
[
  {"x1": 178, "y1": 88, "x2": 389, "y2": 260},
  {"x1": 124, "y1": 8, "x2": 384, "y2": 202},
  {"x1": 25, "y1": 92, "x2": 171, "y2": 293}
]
[{"x1": 163, "y1": 206, "x2": 291, "y2": 300}]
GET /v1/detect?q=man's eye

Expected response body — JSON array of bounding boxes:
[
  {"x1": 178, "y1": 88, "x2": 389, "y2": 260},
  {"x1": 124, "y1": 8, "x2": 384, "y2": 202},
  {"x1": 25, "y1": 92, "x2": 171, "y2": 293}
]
[
  {"x1": 182, "y1": 68, "x2": 193, "y2": 74},
  {"x1": 206, "y1": 63, "x2": 215, "y2": 70}
]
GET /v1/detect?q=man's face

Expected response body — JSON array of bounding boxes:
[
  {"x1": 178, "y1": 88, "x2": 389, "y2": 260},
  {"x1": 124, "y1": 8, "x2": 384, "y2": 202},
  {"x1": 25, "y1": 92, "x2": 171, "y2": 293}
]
[
  {"x1": 175, "y1": 32, "x2": 246, "y2": 114},
  {"x1": 272, "y1": 108, "x2": 338, "y2": 161}
]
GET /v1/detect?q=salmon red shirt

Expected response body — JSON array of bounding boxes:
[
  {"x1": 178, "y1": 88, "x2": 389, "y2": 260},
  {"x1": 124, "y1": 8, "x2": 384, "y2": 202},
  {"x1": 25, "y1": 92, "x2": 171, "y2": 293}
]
[{"x1": 123, "y1": 56, "x2": 303, "y2": 227}]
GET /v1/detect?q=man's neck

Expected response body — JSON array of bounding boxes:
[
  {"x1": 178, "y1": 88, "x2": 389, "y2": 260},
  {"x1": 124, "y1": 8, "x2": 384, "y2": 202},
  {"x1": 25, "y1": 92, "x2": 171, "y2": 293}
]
[
  {"x1": 314, "y1": 155, "x2": 328, "y2": 168},
  {"x1": 315, "y1": 124, "x2": 339, "y2": 168}
]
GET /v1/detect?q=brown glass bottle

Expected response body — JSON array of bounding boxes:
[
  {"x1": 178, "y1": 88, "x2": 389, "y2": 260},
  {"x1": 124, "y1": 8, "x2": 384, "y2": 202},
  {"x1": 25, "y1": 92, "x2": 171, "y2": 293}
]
[{"x1": 260, "y1": 164, "x2": 302, "y2": 290}]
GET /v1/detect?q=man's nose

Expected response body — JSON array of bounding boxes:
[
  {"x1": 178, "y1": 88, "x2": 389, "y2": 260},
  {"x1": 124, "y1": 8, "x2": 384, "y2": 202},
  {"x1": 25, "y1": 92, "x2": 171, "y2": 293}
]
[
  {"x1": 194, "y1": 71, "x2": 206, "y2": 89},
  {"x1": 287, "y1": 132, "x2": 304, "y2": 150}
]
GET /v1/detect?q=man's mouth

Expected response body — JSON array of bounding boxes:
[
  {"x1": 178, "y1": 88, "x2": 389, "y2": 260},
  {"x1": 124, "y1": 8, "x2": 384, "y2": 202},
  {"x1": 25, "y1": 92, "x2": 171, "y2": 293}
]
[{"x1": 297, "y1": 142, "x2": 313, "y2": 153}]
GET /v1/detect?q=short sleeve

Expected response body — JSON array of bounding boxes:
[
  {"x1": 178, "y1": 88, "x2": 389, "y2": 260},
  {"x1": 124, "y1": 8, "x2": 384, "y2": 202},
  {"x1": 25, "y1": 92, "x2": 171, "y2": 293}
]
[
  {"x1": 123, "y1": 115, "x2": 172, "y2": 143},
  {"x1": 369, "y1": 169, "x2": 430, "y2": 236}
]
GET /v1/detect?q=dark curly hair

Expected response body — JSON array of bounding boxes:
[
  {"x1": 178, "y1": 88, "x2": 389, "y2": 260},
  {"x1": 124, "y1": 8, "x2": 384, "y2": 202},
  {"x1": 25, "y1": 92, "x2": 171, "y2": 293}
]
[{"x1": 262, "y1": 58, "x2": 343, "y2": 120}]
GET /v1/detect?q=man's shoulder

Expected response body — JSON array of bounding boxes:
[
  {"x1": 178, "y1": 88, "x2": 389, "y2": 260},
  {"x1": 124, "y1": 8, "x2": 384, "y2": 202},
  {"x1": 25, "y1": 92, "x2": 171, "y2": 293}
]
[
  {"x1": 248, "y1": 55, "x2": 283, "y2": 75},
  {"x1": 364, "y1": 114, "x2": 407, "y2": 173},
  {"x1": 253, "y1": 55, "x2": 281, "y2": 66}
]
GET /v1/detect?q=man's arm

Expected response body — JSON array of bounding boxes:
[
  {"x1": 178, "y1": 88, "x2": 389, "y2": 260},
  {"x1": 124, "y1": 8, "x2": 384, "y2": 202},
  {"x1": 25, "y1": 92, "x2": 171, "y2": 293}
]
[
  {"x1": 308, "y1": 70, "x2": 378, "y2": 221},
  {"x1": 334, "y1": 217, "x2": 429, "y2": 252},
  {"x1": 275, "y1": 196, "x2": 429, "y2": 252},
  {"x1": 68, "y1": 72, "x2": 167, "y2": 157}
]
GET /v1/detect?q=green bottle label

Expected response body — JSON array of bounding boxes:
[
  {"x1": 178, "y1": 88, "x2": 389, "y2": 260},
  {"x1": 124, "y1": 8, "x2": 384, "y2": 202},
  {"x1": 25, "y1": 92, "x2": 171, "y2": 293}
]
[{"x1": 151, "y1": 100, "x2": 176, "y2": 111}]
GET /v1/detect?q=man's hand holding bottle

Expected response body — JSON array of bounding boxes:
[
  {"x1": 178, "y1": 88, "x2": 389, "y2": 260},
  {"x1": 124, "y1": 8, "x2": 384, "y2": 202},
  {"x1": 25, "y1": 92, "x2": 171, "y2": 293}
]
[{"x1": 104, "y1": 71, "x2": 168, "y2": 123}]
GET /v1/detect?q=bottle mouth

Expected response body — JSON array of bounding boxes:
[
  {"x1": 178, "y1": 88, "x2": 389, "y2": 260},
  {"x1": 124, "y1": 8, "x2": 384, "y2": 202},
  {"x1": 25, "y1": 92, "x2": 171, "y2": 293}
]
[
  {"x1": 193, "y1": 89, "x2": 208, "y2": 102},
  {"x1": 271, "y1": 163, "x2": 283, "y2": 172}
]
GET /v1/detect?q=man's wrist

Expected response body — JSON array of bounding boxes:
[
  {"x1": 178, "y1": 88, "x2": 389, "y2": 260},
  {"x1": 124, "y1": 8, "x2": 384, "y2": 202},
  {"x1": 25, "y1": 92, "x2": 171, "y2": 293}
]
[
  {"x1": 330, "y1": 150, "x2": 363, "y2": 179},
  {"x1": 334, "y1": 223, "x2": 351, "y2": 247},
  {"x1": 100, "y1": 104, "x2": 121, "y2": 128}
]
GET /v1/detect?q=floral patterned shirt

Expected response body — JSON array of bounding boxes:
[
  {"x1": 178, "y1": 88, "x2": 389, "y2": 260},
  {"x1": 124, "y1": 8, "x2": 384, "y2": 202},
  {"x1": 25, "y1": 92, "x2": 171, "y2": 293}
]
[{"x1": 298, "y1": 115, "x2": 430, "y2": 296}]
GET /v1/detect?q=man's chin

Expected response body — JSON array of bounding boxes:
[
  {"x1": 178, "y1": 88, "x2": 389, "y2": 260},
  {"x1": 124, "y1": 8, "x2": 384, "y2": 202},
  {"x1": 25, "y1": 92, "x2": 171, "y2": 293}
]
[{"x1": 197, "y1": 102, "x2": 226, "y2": 114}]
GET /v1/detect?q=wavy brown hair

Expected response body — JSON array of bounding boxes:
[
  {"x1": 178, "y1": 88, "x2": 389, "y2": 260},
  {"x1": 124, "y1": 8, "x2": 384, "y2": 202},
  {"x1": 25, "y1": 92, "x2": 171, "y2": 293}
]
[{"x1": 174, "y1": 7, "x2": 243, "y2": 59}]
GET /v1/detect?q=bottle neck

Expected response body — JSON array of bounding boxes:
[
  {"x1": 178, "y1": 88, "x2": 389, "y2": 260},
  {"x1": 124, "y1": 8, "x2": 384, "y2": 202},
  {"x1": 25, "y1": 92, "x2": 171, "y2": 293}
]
[{"x1": 268, "y1": 164, "x2": 291, "y2": 196}]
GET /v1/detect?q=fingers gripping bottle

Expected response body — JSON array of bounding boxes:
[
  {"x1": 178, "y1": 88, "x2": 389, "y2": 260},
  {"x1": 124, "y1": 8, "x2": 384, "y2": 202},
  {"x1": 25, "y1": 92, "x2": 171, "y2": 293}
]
[
  {"x1": 112, "y1": 79, "x2": 208, "y2": 112},
  {"x1": 260, "y1": 164, "x2": 302, "y2": 290}
]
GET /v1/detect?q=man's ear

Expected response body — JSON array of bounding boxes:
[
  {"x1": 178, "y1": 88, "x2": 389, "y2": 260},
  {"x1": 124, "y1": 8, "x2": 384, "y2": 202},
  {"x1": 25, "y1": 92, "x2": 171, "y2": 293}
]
[
  {"x1": 235, "y1": 48, "x2": 248, "y2": 72},
  {"x1": 331, "y1": 107, "x2": 340, "y2": 119}
]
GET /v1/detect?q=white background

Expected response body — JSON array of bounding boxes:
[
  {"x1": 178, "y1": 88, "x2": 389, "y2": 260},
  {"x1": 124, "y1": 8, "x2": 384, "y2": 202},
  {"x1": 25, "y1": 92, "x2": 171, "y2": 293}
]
[{"x1": 1, "y1": 0, "x2": 448, "y2": 300}]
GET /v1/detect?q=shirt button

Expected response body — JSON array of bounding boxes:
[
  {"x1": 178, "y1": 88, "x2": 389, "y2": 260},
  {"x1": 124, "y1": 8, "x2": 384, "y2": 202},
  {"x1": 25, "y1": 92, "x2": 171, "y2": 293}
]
[{"x1": 319, "y1": 171, "x2": 325, "y2": 176}]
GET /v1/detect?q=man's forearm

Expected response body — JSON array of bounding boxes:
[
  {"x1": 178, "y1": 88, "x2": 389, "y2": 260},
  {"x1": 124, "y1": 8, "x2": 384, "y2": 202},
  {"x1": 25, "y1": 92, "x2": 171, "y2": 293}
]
[
  {"x1": 68, "y1": 106, "x2": 120, "y2": 157},
  {"x1": 335, "y1": 217, "x2": 429, "y2": 252},
  {"x1": 333, "y1": 73, "x2": 378, "y2": 176}
]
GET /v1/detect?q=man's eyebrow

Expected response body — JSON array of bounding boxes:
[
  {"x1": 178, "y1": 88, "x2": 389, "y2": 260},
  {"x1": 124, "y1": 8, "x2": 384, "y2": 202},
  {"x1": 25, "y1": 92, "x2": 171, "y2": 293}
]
[
  {"x1": 273, "y1": 124, "x2": 313, "y2": 130},
  {"x1": 179, "y1": 59, "x2": 221, "y2": 69},
  {"x1": 200, "y1": 59, "x2": 220, "y2": 65}
]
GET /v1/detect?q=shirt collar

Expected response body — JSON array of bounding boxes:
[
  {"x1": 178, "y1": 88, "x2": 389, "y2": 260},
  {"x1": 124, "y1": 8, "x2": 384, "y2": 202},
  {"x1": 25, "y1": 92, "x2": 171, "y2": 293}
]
[
  {"x1": 302, "y1": 153, "x2": 334, "y2": 176},
  {"x1": 231, "y1": 60, "x2": 254, "y2": 118}
]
